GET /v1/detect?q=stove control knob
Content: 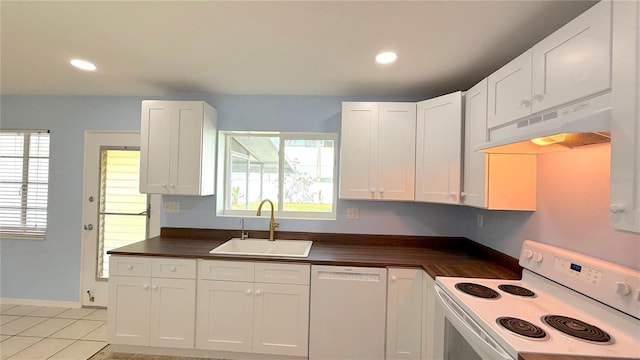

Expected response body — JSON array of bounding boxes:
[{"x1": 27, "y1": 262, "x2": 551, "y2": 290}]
[
  {"x1": 532, "y1": 252, "x2": 543, "y2": 263},
  {"x1": 523, "y1": 249, "x2": 533, "y2": 259},
  {"x1": 615, "y1": 281, "x2": 631, "y2": 296}
]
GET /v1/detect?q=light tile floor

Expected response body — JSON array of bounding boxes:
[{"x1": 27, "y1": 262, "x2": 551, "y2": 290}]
[{"x1": 0, "y1": 304, "x2": 107, "y2": 360}]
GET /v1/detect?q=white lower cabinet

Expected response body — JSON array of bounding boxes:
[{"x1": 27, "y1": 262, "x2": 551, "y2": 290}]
[
  {"x1": 196, "y1": 260, "x2": 310, "y2": 357},
  {"x1": 386, "y1": 268, "x2": 424, "y2": 360},
  {"x1": 108, "y1": 256, "x2": 196, "y2": 348},
  {"x1": 422, "y1": 275, "x2": 445, "y2": 360}
]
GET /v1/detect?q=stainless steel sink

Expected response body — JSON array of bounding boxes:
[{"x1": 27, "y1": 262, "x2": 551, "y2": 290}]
[{"x1": 209, "y1": 238, "x2": 313, "y2": 258}]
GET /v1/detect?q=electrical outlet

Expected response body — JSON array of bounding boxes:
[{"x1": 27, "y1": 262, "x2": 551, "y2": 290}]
[
  {"x1": 164, "y1": 201, "x2": 180, "y2": 213},
  {"x1": 347, "y1": 208, "x2": 359, "y2": 219},
  {"x1": 477, "y1": 214, "x2": 484, "y2": 228}
]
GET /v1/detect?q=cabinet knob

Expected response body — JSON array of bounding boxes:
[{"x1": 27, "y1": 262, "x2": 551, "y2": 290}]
[
  {"x1": 460, "y1": 192, "x2": 467, "y2": 198},
  {"x1": 152, "y1": 284, "x2": 158, "y2": 290},
  {"x1": 256, "y1": 290, "x2": 263, "y2": 296},
  {"x1": 391, "y1": 276, "x2": 397, "y2": 282},
  {"x1": 520, "y1": 99, "x2": 531, "y2": 108},
  {"x1": 532, "y1": 93, "x2": 544, "y2": 103},
  {"x1": 162, "y1": 184, "x2": 168, "y2": 188},
  {"x1": 609, "y1": 204, "x2": 625, "y2": 214},
  {"x1": 143, "y1": 284, "x2": 149, "y2": 290},
  {"x1": 127, "y1": 265, "x2": 133, "y2": 270},
  {"x1": 246, "y1": 289, "x2": 252, "y2": 295},
  {"x1": 170, "y1": 266, "x2": 177, "y2": 272}
]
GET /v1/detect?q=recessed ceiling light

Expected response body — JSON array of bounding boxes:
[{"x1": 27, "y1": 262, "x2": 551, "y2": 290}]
[
  {"x1": 70, "y1": 59, "x2": 97, "y2": 71},
  {"x1": 375, "y1": 51, "x2": 398, "y2": 64}
]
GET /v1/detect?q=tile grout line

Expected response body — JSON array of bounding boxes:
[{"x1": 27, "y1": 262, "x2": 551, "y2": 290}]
[{"x1": 1, "y1": 306, "x2": 107, "y2": 360}]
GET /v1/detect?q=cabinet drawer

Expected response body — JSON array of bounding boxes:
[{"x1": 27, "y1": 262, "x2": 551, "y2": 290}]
[
  {"x1": 152, "y1": 258, "x2": 196, "y2": 279},
  {"x1": 198, "y1": 260, "x2": 254, "y2": 282},
  {"x1": 255, "y1": 263, "x2": 310, "y2": 285},
  {"x1": 110, "y1": 256, "x2": 152, "y2": 277}
]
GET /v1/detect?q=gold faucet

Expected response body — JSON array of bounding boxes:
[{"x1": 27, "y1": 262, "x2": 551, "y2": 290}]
[{"x1": 256, "y1": 199, "x2": 279, "y2": 241}]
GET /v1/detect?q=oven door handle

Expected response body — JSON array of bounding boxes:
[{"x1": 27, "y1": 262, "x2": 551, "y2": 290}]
[{"x1": 435, "y1": 285, "x2": 513, "y2": 360}]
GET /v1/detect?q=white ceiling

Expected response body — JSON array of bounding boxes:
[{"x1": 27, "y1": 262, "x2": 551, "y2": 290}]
[{"x1": 1, "y1": 1, "x2": 597, "y2": 98}]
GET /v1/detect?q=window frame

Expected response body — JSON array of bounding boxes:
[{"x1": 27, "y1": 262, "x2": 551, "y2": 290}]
[
  {"x1": 0, "y1": 129, "x2": 50, "y2": 240},
  {"x1": 218, "y1": 131, "x2": 338, "y2": 220}
]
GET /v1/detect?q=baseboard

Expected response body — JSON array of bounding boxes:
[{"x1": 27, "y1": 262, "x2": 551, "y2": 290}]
[
  {"x1": 1, "y1": 297, "x2": 81, "y2": 308},
  {"x1": 113, "y1": 345, "x2": 307, "y2": 360}
]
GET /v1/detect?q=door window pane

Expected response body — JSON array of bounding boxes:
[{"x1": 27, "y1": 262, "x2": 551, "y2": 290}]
[{"x1": 97, "y1": 149, "x2": 147, "y2": 279}]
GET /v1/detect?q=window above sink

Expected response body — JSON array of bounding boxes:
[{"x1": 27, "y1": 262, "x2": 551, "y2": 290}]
[{"x1": 217, "y1": 131, "x2": 338, "y2": 220}]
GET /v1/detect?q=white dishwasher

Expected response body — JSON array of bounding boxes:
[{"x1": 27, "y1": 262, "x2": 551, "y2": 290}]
[{"x1": 309, "y1": 265, "x2": 387, "y2": 360}]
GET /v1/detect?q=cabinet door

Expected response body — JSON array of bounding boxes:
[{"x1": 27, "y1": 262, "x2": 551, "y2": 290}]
[
  {"x1": 415, "y1": 92, "x2": 462, "y2": 204},
  {"x1": 487, "y1": 50, "x2": 532, "y2": 129},
  {"x1": 108, "y1": 275, "x2": 151, "y2": 346},
  {"x1": 387, "y1": 269, "x2": 423, "y2": 360},
  {"x1": 377, "y1": 103, "x2": 416, "y2": 201},
  {"x1": 195, "y1": 280, "x2": 254, "y2": 352},
  {"x1": 172, "y1": 101, "x2": 205, "y2": 195},
  {"x1": 140, "y1": 101, "x2": 172, "y2": 194},
  {"x1": 610, "y1": 0, "x2": 640, "y2": 233},
  {"x1": 253, "y1": 283, "x2": 310, "y2": 356},
  {"x1": 149, "y1": 278, "x2": 196, "y2": 349},
  {"x1": 531, "y1": 1, "x2": 612, "y2": 113},
  {"x1": 462, "y1": 79, "x2": 489, "y2": 208},
  {"x1": 422, "y1": 275, "x2": 445, "y2": 360},
  {"x1": 339, "y1": 102, "x2": 378, "y2": 199}
]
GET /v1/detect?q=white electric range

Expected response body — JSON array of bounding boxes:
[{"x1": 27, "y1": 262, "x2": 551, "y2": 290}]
[{"x1": 435, "y1": 240, "x2": 640, "y2": 360}]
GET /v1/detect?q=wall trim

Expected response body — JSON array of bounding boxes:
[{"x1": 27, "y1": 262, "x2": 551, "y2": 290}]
[{"x1": 1, "y1": 297, "x2": 82, "y2": 308}]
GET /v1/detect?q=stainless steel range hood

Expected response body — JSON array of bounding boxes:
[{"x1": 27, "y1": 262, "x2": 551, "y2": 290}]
[{"x1": 475, "y1": 92, "x2": 611, "y2": 154}]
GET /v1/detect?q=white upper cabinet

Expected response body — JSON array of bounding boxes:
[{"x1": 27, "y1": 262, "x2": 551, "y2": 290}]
[
  {"x1": 415, "y1": 92, "x2": 463, "y2": 204},
  {"x1": 463, "y1": 79, "x2": 537, "y2": 210},
  {"x1": 531, "y1": 0, "x2": 612, "y2": 113},
  {"x1": 140, "y1": 100, "x2": 217, "y2": 195},
  {"x1": 340, "y1": 102, "x2": 416, "y2": 201},
  {"x1": 487, "y1": 50, "x2": 533, "y2": 129},
  {"x1": 610, "y1": 0, "x2": 640, "y2": 233},
  {"x1": 488, "y1": 1, "x2": 612, "y2": 128}
]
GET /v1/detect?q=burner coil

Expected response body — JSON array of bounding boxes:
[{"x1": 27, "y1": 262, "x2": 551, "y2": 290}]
[{"x1": 541, "y1": 315, "x2": 612, "y2": 344}]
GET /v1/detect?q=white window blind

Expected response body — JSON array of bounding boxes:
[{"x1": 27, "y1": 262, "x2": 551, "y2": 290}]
[{"x1": 0, "y1": 130, "x2": 50, "y2": 239}]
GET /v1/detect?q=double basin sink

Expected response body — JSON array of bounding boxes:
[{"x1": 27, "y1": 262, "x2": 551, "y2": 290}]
[{"x1": 209, "y1": 238, "x2": 313, "y2": 258}]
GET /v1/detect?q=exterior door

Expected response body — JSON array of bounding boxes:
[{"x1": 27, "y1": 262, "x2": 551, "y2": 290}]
[{"x1": 81, "y1": 131, "x2": 160, "y2": 307}]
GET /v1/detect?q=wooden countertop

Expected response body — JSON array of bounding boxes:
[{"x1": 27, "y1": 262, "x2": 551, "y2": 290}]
[{"x1": 107, "y1": 227, "x2": 522, "y2": 280}]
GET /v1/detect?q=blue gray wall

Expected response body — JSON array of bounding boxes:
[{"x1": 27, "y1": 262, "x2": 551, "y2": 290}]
[
  {"x1": 1, "y1": 95, "x2": 637, "y2": 303},
  {"x1": 0, "y1": 94, "x2": 472, "y2": 302}
]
